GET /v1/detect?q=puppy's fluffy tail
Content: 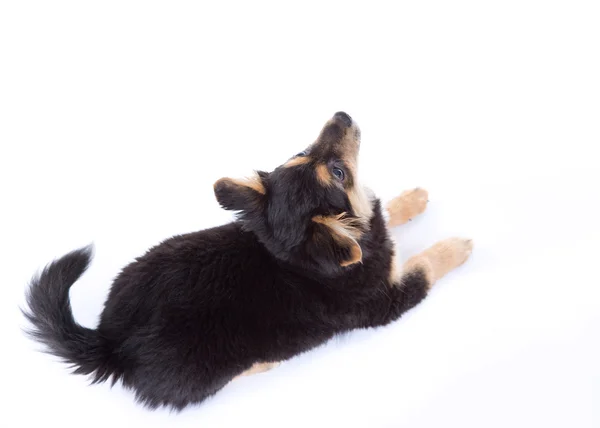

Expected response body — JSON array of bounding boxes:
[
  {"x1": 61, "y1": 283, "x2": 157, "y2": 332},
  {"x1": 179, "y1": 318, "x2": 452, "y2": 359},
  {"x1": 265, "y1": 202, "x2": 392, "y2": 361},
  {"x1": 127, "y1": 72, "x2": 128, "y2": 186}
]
[{"x1": 22, "y1": 245, "x2": 113, "y2": 383}]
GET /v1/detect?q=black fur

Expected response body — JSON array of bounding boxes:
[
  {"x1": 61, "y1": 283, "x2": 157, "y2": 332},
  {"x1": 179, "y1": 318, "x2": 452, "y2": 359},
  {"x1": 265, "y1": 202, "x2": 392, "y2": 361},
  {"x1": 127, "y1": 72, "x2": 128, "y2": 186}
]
[{"x1": 22, "y1": 113, "x2": 431, "y2": 410}]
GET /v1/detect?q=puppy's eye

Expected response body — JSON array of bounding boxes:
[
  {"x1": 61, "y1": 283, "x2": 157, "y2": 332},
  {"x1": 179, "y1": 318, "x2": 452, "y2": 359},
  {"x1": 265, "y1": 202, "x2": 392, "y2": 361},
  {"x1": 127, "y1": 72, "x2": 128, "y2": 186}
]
[
  {"x1": 296, "y1": 151, "x2": 307, "y2": 157},
  {"x1": 332, "y1": 167, "x2": 345, "y2": 181}
]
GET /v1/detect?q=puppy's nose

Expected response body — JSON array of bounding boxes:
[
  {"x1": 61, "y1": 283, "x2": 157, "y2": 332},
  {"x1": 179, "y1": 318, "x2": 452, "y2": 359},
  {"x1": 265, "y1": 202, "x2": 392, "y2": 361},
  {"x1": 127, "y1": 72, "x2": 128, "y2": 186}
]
[{"x1": 333, "y1": 111, "x2": 352, "y2": 127}]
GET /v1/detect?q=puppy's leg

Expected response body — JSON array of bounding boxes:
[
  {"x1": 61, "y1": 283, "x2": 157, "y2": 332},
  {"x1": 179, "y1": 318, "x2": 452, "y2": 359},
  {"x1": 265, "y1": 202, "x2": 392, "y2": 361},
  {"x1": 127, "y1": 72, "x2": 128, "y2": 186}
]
[
  {"x1": 383, "y1": 238, "x2": 473, "y2": 323},
  {"x1": 385, "y1": 187, "x2": 429, "y2": 227},
  {"x1": 233, "y1": 361, "x2": 280, "y2": 380}
]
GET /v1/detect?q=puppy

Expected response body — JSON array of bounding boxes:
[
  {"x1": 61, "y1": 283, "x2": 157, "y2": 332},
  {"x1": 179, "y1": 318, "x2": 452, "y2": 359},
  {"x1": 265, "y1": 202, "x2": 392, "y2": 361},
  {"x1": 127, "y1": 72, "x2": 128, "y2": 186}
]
[{"x1": 23, "y1": 112, "x2": 473, "y2": 410}]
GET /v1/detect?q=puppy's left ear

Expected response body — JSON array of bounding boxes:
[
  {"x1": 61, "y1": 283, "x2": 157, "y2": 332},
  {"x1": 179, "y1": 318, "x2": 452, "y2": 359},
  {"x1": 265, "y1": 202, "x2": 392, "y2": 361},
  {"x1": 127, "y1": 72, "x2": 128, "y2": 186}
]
[{"x1": 213, "y1": 172, "x2": 267, "y2": 213}]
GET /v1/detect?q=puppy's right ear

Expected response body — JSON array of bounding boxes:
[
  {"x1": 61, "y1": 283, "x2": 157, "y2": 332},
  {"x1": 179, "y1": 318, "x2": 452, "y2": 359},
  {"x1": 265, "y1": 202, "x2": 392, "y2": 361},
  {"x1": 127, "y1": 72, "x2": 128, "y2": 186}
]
[
  {"x1": 307, "y1": 213, "x2": 364, "y2": 274},
  {"x1": 213, "y1": 172, "x2": 266, "y2": 213}
]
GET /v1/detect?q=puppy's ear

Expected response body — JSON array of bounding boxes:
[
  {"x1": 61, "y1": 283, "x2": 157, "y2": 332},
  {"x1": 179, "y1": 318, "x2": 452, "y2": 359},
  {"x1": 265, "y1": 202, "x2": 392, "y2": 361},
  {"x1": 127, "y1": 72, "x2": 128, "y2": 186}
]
[
  {"x1": 213, "y1": 173, "x2": 266, "y2": 213},
  {"x1": 309, "y1": 214, "x2": 363, "y2": 271}
]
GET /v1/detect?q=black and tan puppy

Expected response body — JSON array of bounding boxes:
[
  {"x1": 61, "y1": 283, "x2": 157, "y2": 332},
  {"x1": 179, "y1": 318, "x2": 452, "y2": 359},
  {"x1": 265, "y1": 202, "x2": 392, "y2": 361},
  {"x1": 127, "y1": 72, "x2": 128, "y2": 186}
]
[{"x1": 23, "y1": 112, "x2": 473, "y2": 410}]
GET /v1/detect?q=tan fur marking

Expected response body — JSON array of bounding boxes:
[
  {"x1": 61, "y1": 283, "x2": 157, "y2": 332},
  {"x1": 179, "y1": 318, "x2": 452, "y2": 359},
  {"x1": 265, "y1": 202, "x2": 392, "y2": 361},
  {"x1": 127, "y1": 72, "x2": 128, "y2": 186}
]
[
  {"x1": 234, "y1": 361, "x2": 280, "y2": 380},
  {"x1": 283, "y1": 156, "x2": 311, "y2": 168},
  {"x1": 337, "y1": 123, "x2": 360, "y2": 173},
  {"x1": 229, "y1": 174, "x2": 266, "y2": 195},
  {"x1": 402, "y1": 238, "x2": 473, "y2": 289},
  {"x1": 347, "y1": 185, "x2": 374, "y2": 226},
  {"x1": 340, "y1": 244, "x2": 362, "y2": 267},
  {"x1": 310, "y1": 116, "x2": 372, "y2": 226},
  {"x1": 313, "y1": 213, "x2": 363, "y2": 266},
  {"x1": 316, "y1": 164, "x2": 332, "y2": 186},
  {"x1": 338, "y1": 126, "x2": 360, "y2": 186},
  {"x1": 386, "y1": 188, "x2": 429, "y2": 227},
  {"x1": 388, "y1": 252, "x2": 401, "y2": 284},
  {"x1": 337, "y1": 125, "x2": 372, "y2": 226},
  {"x1": 312, "y1": 213, "x2": 363, "y2": 240}
]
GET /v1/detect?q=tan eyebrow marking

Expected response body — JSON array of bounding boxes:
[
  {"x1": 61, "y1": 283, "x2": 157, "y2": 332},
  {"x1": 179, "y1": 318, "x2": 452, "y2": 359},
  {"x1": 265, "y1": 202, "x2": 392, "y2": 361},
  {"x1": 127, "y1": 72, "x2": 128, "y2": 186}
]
[
  {"x1": 316, "y1": 164, "x2": 332, "y2": 186},
  {"x1": 283, "y1": 156, "x2": 311, "y2": 168}
]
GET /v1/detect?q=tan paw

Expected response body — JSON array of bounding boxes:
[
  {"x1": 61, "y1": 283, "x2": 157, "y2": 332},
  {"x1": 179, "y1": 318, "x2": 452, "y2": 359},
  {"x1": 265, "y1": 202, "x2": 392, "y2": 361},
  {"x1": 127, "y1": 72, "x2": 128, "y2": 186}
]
[
  {"x1": 425, "y1": 237, "x2": 473, "y2": 282},
  {"x1": 386, "y1": 187, "x2": 429, "y2": 227},
  {"x1": 403, "y1": 237, "x2": 473, "y2": 288}
]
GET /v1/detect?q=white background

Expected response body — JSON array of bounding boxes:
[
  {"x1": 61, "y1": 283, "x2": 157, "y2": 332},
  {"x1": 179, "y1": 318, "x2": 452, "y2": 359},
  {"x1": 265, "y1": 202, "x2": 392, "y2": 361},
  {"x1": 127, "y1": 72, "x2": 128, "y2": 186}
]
[{"x1": 1, "y1": 1, "x2": 599, "y2": 427}]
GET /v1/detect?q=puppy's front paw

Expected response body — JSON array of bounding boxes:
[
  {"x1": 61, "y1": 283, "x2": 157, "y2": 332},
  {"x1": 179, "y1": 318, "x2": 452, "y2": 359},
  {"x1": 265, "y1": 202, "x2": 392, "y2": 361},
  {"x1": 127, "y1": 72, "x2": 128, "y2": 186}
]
[
  {"x1": 426, "y1": 237, "x2": 473, "y2": 281},
  {"x1": 403, "y1": 237, "x2": 473, "y2": 289},
  {"x1": 386, "y1": 187, "x2": 429, "y2": 227}
]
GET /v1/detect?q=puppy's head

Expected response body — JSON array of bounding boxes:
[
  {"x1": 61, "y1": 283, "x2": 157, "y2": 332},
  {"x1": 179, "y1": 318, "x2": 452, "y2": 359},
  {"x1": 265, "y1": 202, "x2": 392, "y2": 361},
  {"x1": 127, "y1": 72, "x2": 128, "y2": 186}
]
[{"x1": 214, "y1": 112, "x2": 373, "y2": 277}]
